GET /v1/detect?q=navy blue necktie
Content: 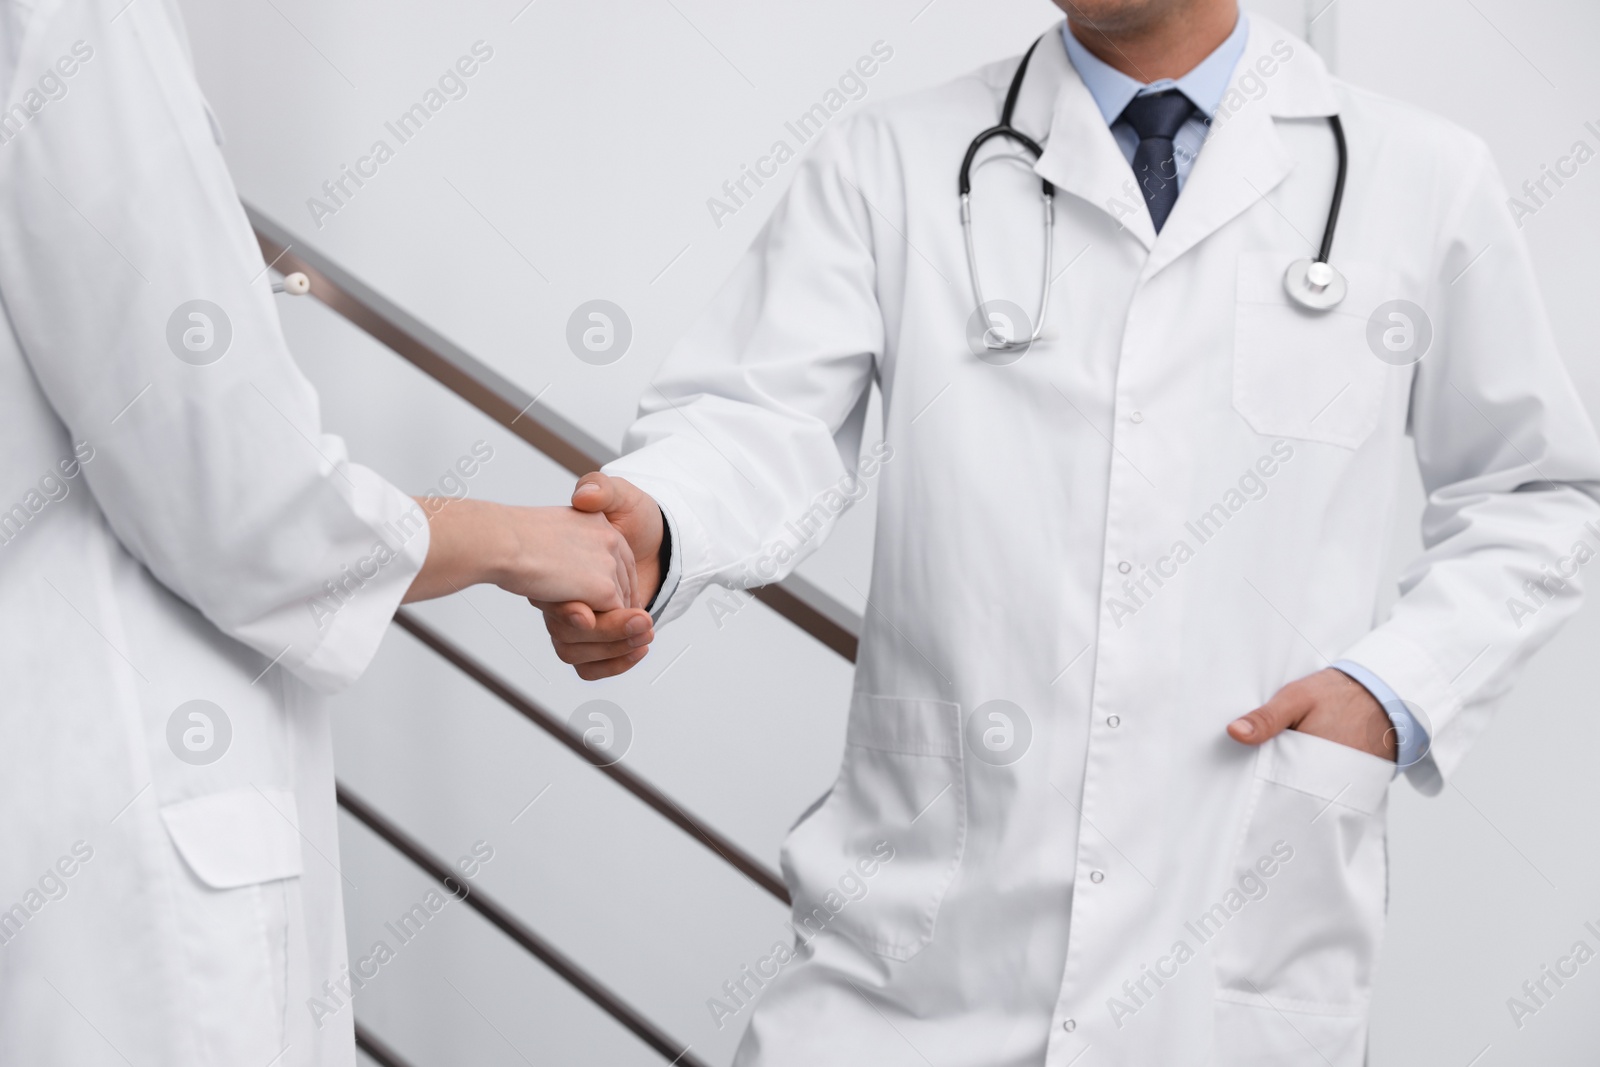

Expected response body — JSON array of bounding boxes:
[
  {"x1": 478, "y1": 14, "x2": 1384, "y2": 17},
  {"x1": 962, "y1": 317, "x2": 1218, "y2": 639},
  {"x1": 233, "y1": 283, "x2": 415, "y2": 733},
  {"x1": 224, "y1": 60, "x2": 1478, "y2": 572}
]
[{"x1": 1119, "y1": 90, "x2": 1196, "y2": 233}]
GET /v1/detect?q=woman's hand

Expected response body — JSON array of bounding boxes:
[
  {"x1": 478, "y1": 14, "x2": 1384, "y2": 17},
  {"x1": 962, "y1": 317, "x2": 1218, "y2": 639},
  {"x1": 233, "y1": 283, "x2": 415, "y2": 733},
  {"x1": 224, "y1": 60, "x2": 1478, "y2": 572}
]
[
  {"x1": 402, "y1": 498, "x2": 636, "y2": 612},
  {"x1": 495, "y1": 505, "x2": 637, "y2": 610}
]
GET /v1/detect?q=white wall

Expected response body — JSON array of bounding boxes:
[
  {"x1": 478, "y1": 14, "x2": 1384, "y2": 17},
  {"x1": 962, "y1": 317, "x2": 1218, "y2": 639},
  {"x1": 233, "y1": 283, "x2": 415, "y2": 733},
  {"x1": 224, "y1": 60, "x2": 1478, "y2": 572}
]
[{"x1": 176, "y1": 0, "x2": 1600, "y2": 1063}]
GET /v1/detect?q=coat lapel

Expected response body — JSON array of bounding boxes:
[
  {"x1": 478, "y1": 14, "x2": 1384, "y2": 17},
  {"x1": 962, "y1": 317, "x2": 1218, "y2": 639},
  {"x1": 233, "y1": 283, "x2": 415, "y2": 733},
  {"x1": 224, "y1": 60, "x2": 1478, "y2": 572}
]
[
  {"x1": 1024, "y1": 28, "x2": 1158, "y2": 251},
  {"x1": 1144, "y1": 18, "x2": 1340, "y2": 276},
  {"x1": 1022, "y1": 17, "x2": 1340, "y2": 272},
  {"x1": 1142, "y1": 84, "x2": 1293, "y2": 277}
]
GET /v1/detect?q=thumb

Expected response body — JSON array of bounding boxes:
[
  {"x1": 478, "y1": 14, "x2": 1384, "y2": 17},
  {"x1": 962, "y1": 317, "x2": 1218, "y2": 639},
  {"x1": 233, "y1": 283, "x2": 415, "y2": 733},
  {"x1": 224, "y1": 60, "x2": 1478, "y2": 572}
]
[
  {"x1": 1228, "y1": 686, "x2": 1310, "y2": 747},
  {"x1": 571, "y1": 472, "x2": 616, "y2": 514},
  {"x1": 572, "y1": 471, "x2": 640, "y2": 517}
]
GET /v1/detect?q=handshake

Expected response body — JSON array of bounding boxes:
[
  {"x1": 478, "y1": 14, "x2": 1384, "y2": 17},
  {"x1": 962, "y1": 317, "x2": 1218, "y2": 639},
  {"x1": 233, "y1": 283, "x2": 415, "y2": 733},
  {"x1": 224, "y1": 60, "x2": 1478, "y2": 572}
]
[{"x1": 403, "y1": 472, "x2": 664, "y2": 679}]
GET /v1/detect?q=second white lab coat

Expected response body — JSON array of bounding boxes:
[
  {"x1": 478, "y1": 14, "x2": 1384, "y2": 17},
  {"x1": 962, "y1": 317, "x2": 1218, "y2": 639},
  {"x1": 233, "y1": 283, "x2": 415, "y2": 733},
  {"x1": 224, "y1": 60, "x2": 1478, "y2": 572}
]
[
  {"x1": 606, "y1": 18, "x2": 1600, "y2": 1067},
  {"x1": 0, "y1": 3, "x2": 423, "y2": 1065}
]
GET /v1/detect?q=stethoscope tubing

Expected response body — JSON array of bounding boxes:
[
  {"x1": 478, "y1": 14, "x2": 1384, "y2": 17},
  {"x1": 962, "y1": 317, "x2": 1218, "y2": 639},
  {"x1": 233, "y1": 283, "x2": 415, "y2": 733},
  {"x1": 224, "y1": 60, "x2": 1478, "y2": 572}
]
[
  {"x1": 959, "y1": 37, "x2": 1056, "y2": 350},
  {"x1": 959, "y1": 31, "x2": 1353, "y2": 337},
  {"x1": 1315, "y1": 113, "x2": 1348, "y2": 266}
]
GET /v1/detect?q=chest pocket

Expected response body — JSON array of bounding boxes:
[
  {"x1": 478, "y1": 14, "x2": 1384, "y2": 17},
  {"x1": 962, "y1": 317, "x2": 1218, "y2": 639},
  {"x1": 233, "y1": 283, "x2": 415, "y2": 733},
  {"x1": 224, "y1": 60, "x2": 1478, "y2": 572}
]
[{"x1": 1232, "y1": 253, "x2": 1393, "y2": 450}]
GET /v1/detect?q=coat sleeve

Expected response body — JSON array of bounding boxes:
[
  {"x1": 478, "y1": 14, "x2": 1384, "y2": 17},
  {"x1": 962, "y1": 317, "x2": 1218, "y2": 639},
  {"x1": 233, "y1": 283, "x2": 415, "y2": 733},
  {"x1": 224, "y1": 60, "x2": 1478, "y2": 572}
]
[
  {"x1": 604, "y1": 121, "x2": 883, "y2": 625},
  {"x1": 1337, "y1": 135, "x2": 1600, "y2": 791},
  {"x1": 0, "y1": 0, "x2": 427, "y2": 692}
]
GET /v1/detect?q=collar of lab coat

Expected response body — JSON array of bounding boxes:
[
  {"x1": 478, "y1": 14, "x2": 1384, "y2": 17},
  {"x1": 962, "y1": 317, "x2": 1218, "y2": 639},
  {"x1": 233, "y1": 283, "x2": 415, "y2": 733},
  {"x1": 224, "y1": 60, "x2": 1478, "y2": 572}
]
[{"x1": 1021, "y1": 16, "x2": 1340, "y2": 266}]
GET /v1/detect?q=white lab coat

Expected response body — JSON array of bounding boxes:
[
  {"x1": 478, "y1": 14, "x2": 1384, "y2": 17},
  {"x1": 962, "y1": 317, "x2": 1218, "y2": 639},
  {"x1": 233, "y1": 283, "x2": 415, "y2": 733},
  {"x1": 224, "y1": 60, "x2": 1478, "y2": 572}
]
[
  {"x1": 605, "y1": 18, "x2": 1600, "y2": 1067},
  {"x1": 0, "y1": 3, "x2": 424, "y2": 1065}
]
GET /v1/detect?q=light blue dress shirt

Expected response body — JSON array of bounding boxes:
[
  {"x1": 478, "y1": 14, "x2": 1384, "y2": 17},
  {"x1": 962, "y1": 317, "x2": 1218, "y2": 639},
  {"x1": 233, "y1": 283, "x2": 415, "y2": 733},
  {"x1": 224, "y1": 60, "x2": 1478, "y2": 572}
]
[
  {"x1": 1329, "y1": 659, "x2": 1428, "y2": 770},
  {"x1": 1058, "y1": 15, "x2": 1249, "y2": 191},
  {"x1": 1062, "y1": 14, "x2": 1426, "y2": 771}
]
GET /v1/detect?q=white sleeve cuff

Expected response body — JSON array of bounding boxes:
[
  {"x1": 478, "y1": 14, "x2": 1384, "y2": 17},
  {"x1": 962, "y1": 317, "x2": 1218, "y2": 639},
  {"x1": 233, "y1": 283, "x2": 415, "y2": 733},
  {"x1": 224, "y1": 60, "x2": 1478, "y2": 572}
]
[{"x1": 290, "y1": 476, "x2": 430, "y2": 693}]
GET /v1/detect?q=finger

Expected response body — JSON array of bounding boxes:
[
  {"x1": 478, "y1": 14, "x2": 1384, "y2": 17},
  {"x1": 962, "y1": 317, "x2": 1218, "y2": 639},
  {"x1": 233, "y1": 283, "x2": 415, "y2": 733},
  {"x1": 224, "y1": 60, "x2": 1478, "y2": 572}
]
[
  {"x1": 539, "y1": 609, "x2": 650, "y2": 664},
  {"x1": 620, "y1": 555, "x2": 638, "y2": 611},
  {"x1": 553, "y1": 635, "x2": 648, "y2": 665},
  {"x1": 538, "y1": 600, "x2": 596, "y2": 631},
  {"x1": 538, "y1": 604, "x2": 652, "y2": 646},
  {"x1": 615, "y1": 535, "x2": 639, "y2": 610},
  {"x1": 580, "y1": 558, "x2": 629, "y2": 616},
  {"x1": 574, "y1": 645, "x2": 650, "y2": 681},
  {"x1": 574, "y1": 473, "x2": 648, "y2": 529},
  {"x1": 572, "y1": 472, "x2": 623, "y2": 514},
  {"x1": 1228, "y1": 684, "x2": 1313, "y2": 746},
  {"x1": 587, "y1": 585, "x2": 627, "y2": 616}
]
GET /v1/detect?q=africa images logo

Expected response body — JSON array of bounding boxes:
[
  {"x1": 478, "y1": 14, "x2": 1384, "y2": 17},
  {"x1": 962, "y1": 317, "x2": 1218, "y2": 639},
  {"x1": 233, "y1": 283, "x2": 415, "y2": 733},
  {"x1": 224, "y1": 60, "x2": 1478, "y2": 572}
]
[
  {"x1": 166, "y1": 300, "x2": 233, "y2": 366},
  {"x1": 166, "y1": 700, "x2": 231, "y2": 765}
]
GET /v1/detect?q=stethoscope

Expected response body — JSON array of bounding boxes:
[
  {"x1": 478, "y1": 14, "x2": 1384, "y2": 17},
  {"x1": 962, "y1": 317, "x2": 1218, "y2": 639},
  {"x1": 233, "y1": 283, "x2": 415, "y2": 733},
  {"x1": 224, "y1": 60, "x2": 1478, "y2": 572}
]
[
  {"x1": 959, "y1": 35, "x2": 1352, "y2": 352},
  {"x1": 959, "y1": 38, "x2": 1054, "y2": 352}
]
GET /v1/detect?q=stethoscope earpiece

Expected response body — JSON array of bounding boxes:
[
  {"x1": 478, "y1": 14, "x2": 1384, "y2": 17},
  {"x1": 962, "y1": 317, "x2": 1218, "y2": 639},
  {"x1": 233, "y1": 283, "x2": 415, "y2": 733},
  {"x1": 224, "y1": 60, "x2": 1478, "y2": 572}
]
[{"x1": 271, "y1": 272, "x2": 310, "y2": 296}]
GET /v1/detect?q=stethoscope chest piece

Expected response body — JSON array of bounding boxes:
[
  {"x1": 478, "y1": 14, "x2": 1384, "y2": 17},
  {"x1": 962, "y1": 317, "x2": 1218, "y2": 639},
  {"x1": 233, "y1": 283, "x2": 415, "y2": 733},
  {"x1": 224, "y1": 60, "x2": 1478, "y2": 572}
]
[{"x1": 1283, "y1": 258, "x2": 1347, "y2": 311}]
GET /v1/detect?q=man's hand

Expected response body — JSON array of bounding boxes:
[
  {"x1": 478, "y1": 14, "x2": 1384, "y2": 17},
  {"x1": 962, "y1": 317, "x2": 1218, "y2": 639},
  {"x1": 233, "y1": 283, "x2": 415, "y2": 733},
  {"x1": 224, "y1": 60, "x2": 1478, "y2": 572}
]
[
  {"x1": 532, "y1": 473, "x2": 664, "y2": 681},
  {"x1": 1227, "y1": 668, "x2": 1398, "y2": 761}
]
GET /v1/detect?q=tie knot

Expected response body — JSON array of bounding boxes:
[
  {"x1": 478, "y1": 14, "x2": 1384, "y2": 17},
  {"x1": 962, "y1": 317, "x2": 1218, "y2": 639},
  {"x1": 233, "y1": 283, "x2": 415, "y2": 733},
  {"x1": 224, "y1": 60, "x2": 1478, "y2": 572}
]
[{"x1": 1119, "y1": 89, "x2": 1195, "y2": 142}]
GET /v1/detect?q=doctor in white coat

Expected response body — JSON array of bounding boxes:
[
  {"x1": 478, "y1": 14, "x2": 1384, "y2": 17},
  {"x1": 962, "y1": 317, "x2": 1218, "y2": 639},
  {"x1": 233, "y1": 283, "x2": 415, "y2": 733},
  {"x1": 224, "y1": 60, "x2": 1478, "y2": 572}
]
[
  {"x1": 543, "y1": 0, "x2": 1600, "y2": 1064},
  {"x1": 0, "y1": 2, "x2": 645, "y2": 1065}
]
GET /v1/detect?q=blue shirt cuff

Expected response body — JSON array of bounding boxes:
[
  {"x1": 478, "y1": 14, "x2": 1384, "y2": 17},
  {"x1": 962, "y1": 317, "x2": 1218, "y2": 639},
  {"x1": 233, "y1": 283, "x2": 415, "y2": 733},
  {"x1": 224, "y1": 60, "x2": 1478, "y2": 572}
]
[{"x1": 1331, "y1": 659, "x2": 1429, "y2": 770}]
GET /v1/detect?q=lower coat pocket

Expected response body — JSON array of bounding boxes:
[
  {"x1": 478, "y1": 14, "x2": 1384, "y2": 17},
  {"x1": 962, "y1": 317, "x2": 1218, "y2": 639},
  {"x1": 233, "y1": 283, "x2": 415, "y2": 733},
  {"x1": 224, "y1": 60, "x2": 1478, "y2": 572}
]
[
  {"x1": 161, "y1": 788, "x2": 303, "y2": 1059},
  {"x1": 1212, "y1": 730, "x2": 1393, "y2": 1015},
  {"x1": 779, "y1": 693, "x2": 965, "y2": 961}
]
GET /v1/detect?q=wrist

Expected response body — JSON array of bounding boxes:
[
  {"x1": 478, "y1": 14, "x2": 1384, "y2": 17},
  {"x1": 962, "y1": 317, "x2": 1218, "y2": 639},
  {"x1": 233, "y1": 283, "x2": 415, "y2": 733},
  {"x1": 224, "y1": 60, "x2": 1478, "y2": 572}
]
[
  {"x1": 406, "y1": 496, "x2": 512, "y2": 603},
  {"x1": 482, "y1": 502, "x2": 535, "y2": 592}
]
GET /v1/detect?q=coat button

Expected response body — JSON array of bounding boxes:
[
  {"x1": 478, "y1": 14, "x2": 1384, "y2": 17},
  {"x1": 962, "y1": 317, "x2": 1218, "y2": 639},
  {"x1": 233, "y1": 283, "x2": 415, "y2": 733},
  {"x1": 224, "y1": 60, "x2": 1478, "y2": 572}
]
[
  {"x1": 1062, "y1": 1018, "x2": 1077, "y2": 1032},
  {"x1": 1117, "y1": 560, "x2": 1132, "y2": 573},
  {"x1": 1089, "y1": 870, "x2": 1105, "y2": 884},
  {"x1": 1107, "y1": 715, "x2": 1121, "y2": 728},
  {"x1": 1129, "y1": 411, "x2": 1144, "y2": 423}
]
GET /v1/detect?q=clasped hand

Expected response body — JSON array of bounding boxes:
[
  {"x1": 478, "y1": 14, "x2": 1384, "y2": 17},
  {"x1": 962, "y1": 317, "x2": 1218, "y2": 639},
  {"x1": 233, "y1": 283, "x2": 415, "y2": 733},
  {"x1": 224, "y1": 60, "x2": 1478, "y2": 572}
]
[
  {"x1": 400, "y1": 497, "x2": 629, "y2": 608},
  {"x1": 401, "y1": 474, "x2": 663, "y2": 679},
  {"x1": 531, "y1": 473, "x2": 664, "y2": 680}
]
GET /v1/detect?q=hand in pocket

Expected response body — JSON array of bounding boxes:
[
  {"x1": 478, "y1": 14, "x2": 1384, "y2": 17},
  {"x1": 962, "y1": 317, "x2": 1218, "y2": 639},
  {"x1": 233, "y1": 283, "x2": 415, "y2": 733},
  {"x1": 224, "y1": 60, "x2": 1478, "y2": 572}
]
[{"x1": 1226, "y1": 668, "x2": 1397, "y2": 761}]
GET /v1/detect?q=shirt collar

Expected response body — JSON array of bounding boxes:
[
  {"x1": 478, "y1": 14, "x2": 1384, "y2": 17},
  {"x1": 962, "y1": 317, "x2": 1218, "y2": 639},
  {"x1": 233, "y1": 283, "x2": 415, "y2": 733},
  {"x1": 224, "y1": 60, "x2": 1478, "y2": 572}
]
[{"x1": 1060, "y1": 10, "x2": 1250, "y2": 124}]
